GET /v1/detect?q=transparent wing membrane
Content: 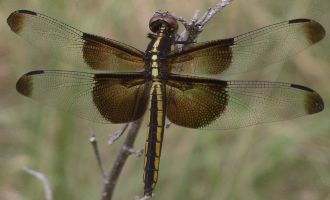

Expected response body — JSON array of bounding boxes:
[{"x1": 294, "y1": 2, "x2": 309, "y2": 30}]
[
  {"x1": 166, "y1": 75, "x2": 323, "y2": 129},
  {"x1": 7, "y1": 10, "x2": 145, "y2": 72},
  {"x1": 16, "y1": 70, "x2": 148, "y2": 123},
  {"x1": 168, "y1": 19, "x2": 325, "y2": 77}
]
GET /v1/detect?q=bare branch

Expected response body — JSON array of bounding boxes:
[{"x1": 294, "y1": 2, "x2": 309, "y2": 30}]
[
  {"x1": 173, "y1": 0, "x2": 233, "y2": 44},
  {"x1": 197, "y1": 0, "x2": 233, "y2": 27},
  {"x1": 90, "y1": 130, "x2": 107, "y2": 180},
  {"x1": 23, "y1": 168, "x2": 53, "y2": 200},
  {"x1": 191, "y1": 10, "x2": 201, "y2": 23},
  {"x1": 91, "y1": 124, "x2": 129, "y2": 181}
]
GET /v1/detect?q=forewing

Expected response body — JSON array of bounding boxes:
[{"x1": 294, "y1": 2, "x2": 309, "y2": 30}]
[
  {"x1": 168, "y1": 19, "x2": 325, "y2": 76},
  {"x1": 166, "y1": 75, "x2": 324, "y2": 129},
  {"x1": 7, "y1": 10, "x2": 145, "y2": 72},
  {"x1": 16, "y1": 70, "x2": 149, "y2": 123}
]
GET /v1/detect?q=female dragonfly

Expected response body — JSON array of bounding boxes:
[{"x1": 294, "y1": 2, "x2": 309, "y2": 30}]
[{"x1": 7, "y1": 10, "x2": 324, "y2": 196}]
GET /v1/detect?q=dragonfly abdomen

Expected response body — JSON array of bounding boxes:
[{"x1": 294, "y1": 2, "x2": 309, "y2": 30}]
[{"x1": 144, "y1": 81, "x2": 166, "y2": 196}]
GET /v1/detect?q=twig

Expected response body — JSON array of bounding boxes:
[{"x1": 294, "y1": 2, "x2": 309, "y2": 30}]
[
  {"x1": 90, "y1": 130, "x2": 107, "y2": 180},
  {"x1": 23, "y1": 167, "x2": 53, "y2": 200},
  {"x1": 123, "y1": 146, "x2": 144, "y2": 157},
  {"x1": 165, "y1": 122, "x2": 172, "y2": 129},
  {"x1": 108, "y1": 124, "x2": 129, "y2": 145},
  {"x1": 91, "y1": 124, "x2": 130, "y2": 180},
  {"x1": 135, "y1": 194, "x2": 152, "y2": 200}
]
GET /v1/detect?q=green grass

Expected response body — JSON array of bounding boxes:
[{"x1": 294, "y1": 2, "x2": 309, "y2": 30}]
[{"x1": 0, "y1": 0, "x2": 330, "y2": 199}]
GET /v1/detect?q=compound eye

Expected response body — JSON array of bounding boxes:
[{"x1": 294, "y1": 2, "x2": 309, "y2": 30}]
[{"x1": 149, "y1": 12, "x2": 178, "y2": 33}]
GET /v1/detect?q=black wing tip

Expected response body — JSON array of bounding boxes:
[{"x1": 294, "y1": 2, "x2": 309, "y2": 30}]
[
  {"x1": 15, "y1": 10, "x2": 37, "y2": 15},
  {"x1": 16, "y1": 74, "x2": 32, "y2": 97},
  {"x1": 25, "y1": 70, "x2": 45, "y2": 76},
  {"x1": 305, "y1": 91, "x2": 324, "y2": 114},
  {"x1": 16, "y1": 70, "x2": 44, "y2": 96},
  {"x1": 290, "y1": 84, "x2": 324, "y2": 114},
  {"x1": 7, "y1": 10, "x2": 37, "y2": 23},
  {"x1": 290, "y1": 18, "x2": 326, "y2": 44},
  {"x1": 290, "y1": 84, "x2": 314, "y2": 92},
  {"x1": 7, "y1": 10, "x2": 37, "y2": 33},
  {"x1": 289, "y1": 18, "x2": 311, "y2": 24}
]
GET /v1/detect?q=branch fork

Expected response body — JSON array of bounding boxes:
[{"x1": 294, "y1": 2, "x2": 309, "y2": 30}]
[{"x1": 174, "y1": 0, "x2": 233, "y2": 44}]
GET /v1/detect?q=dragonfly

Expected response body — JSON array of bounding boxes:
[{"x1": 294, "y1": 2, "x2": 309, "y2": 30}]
[{"x1": 7, "y1": 10, "x2": 325, "y2": 196}]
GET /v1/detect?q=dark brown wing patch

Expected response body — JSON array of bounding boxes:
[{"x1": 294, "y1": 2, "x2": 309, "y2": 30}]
[
  {"x1": 168, "y1": 39, "x2": 233, "y2": 75},
  {"x1": 93, "y1": 75, "x2": 149, "y2": 123},
  {"x1": 166, "y1": 76, "x2": 228, "y2": 128},
  {"x1": 82, "y1": 33, "x2": 145, "y2": 71}
]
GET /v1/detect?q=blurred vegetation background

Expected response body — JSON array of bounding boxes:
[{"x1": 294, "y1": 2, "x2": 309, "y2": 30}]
[{"x1": 0, "y1": 0, "x2": 330, "y2": 199}]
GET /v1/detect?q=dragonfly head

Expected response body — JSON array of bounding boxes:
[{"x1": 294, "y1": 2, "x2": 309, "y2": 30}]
[{"x1": 149, "y1": 11, "x2": 178, "y2": 34}]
